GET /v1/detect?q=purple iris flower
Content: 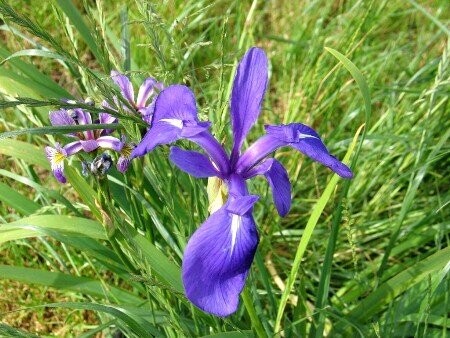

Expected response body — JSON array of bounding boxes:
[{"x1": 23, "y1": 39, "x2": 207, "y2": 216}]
[
  {"x1": 45, "y1": 107, "x2": 132, "y2": 183},
  {"x1": 106, "y1": 71, "x2": 164, "y2": 125},
  {"x1": 131, "y1": 47, "x2": 353, "y2": 316}
]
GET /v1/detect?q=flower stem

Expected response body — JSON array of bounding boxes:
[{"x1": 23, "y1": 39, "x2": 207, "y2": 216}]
[{"x1": 242, "y1": 287, "x2": 266, "y2": 338}]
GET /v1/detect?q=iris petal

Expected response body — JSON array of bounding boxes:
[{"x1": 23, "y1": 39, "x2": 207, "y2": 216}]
[
  {"x1": 136, "y1": 77, "x2": 157, "y2": 108},
  {"x1": 266, "y1": 123, "x2": 353, "y2": 178},
  {"x1": 131, "y1": 122, "x2": 181, "y2": 158},
  {"x1": 49, "y1": 109, "x2": 75, "y2": 126},
  {"x1": 182, "y1": 201, "x2": 259, "y2": 317},
  {"x1": 230, "y1": 47, "x2": 268, "y2": 163},
  {"x1": 111, "y1": 70, "x2": 135, "y2": 104},
  {"x1": 244, "y1": 158, "x2": 291, "y2": 216},
  {"x1": 153, "y1": 85, "x2": 199, "y2": 123},
  {"x1": 169, "y1": 147, "x2": 219, "y2": 178}
]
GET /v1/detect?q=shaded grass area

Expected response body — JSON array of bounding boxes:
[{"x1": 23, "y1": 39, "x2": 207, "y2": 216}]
[{"x1": 0, "y1": 0, "x2": 449, "y2": 336}]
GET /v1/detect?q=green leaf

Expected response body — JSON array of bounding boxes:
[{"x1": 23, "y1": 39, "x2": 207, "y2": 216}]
[
  {"x1": 0, "y1": 123, "x2": 120, "y2": 140},
  {"x1": 0, "y1": 323, "x2": 39, "y2": 338},
  {"x1": 0, "y1": 265, "x2": 142, "y2": 305},
  {"x1": 41, "y1": 302, "x2": 160, "y2": 336},
  {"x1": 0, "y1": 43, "x2": 71, "y2": 98},
  {"x1": 349, "y1": 246, "x2": 450, "y2": 321},
  {"x1": 0, "y1": 49, "x2": 67, "y2": 66},
  {"x1": 201, "y1": 331, "x2": 254, "y2": 338},
  {"x1": 274, "y1": 124, "x2": 365, "y2": 333},
  {"x1": 55, "y1": 0, "x2": 104, "y2": 65},
  {"x1": 0, "y1": 181, "x2": 40, "y2": 215},
  {"x1": 0, "y1": 215, "x2": 106, "y2": 244},
  {"x1": 0, "y1": 138, "x2": 49, "y2": 169},
  {"x1": 125, "y1": 227, "x2": 183, "y2": 294}
]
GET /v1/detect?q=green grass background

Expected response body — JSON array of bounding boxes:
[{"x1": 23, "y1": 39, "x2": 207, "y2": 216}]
[{"x1": 0, "y1": 0, "x2": 448, "y2": 337}]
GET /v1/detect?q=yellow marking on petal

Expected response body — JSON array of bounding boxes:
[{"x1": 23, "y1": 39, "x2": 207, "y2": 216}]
[
  {"x1": 53, "y1": 151, "x2": 66, "y2": 165},
  {"x1": 207, "y1": 177, "x2": 228, "y2": 214},
  {"x1": 120, "y1": 144, "x2": 133, "y2": 158}
]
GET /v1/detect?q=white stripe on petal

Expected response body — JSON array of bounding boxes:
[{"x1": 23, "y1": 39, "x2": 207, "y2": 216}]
[
  {"x1": 160, "y1": 118, "x2": 183, "y2": 129},
  {"x1": 230, "y1": 214, "x2": 242, "y2": 254}
]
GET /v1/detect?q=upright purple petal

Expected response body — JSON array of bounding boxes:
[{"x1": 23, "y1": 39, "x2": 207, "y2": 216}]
[
  {"x1": 111, "y1": 70, "x2": 135, "y2": 104},
  {"x1": 169, "y1": 147, "x2": 220, "y2": 178},
  {"x1": 136, "y1": 77, "x2": 157, "y2": 108},
  {"x1": 230, "y1": 47, "x2": 268, "y2": 164},
  {"x1": 266, "y1": 123, "x2": 353, "y2": 178},
  {"x1": 182, "y1": 199, "x2": 259, "y2": 317},
  {"x1": 152, "y1": 85, "x2": 199, "y2": 123},
  {"x1": 244, "y1": 158, "x2": 291, "y2": 217}
]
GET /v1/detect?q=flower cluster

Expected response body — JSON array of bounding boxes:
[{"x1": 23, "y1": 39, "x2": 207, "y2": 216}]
[
  {"x1": 45, "y1": 72, "x2": 161, "y2": 183},
  {"x1": 46, "y1": 48, "x2": 353, "y2": 317}
]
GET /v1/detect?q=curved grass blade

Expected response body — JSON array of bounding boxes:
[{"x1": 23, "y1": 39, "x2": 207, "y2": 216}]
[
  {"x1": 0, "y1": 215, "x2": 106, "y2": 244},
  {"x1": 0, "y1": 265, "x2": 142, "y2": 304},
  {"x1": 274, "y1": 124, "x2": 364, "y2": 333},
  {"x1": 0, "y1": 323, "x2": 39, "y2": 338},
  {"x1": 0, "y1": 49, "x2": 67, "y2": 66},
  {"x1": 55, "y1": 0, "x2": 105, "y2": 66},
  {"x1": 348, "y1": 246, "x2": 450, "y2": 322},
  {"x1": 0, "y1": 181, "x2": 40, "y2": 215},
  {"x1": 0, "y1": 139, "x2": 49, "y2": 168},
  {"x1": 0, "y1": 123, "x2": 120, "y2": 140}
]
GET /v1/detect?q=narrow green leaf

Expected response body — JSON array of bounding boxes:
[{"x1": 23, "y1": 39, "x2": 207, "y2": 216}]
[
  {"x1": 349, "y1": 246, "x2": 450, "y2": 321},
  {"x1": 0, "y1": 139, "x2": 49, "y2": 169},
  {"x1": 0, "y1": 181, "x2": 40, "y2": 215},
  {"x1": 0, "y1": 123, "x2": 120, "y2": 140},
  {"x1": 0, "y1": 43, "x2": 71, "y2": 98},
  {"x1": 0, "y1": 49, "x2": 67, "y2": 66},
  {"x1": 64, "y1": 166, "x2": 102, "y2": 221},
  {"x1": 0, "y1": 215, "x2": 106, "y2": 244},
  {"x1": 274, "y1": 124, "x2": 364, "y2": 333},
  {"x1": 0, "y1": 265, "x2": 142, "y2": 305},
  {"x1": 0, "y1": 323, "x2": 39, "y2": 338},
  {"x1": 201, "y1": 332, "x2": 254, "y2": 338},
  {"x1": 41, "y1": 302, "x2": 160, "y2": 336},
  {"x1": 55, "y1": 0, "x2": 104, "y2": 65},
  {"x1": 325, "y1": 47, "x2": 371, "y2": 120},
  {"x1": 126, "y1": 227, "x2": 183, "y2": 294}
]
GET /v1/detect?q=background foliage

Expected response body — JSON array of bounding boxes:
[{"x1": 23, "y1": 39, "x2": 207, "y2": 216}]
[{"x1": 0, "y1": 0, "x2": 448, "y2": 337}]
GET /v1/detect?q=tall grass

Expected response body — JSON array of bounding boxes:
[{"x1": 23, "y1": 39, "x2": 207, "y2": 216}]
[{"x1": 0, "y1": 0, "x2": 448, "y2": 336}]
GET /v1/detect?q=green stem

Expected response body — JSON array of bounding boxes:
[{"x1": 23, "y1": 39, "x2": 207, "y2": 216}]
[{"x1": 242, "y1": 287, "x2": 266, "y2": 338}]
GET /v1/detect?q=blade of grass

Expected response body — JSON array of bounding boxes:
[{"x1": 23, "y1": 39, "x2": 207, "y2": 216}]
[
  {"x1": 0, "y1": 265, "x2": 142, "y2": 304},
  {"x1": 311, "y1": 47, "x2": 372, "y2": 337},
  {"x1": 274, "y1": 124, "x2": 364, "y2": 334},
  {"x1": 0, "y1": 181, "x2": 40, "y2": 215},
  {"x1": 55, "y1": 0, "x2": 105, "y2": 66}
]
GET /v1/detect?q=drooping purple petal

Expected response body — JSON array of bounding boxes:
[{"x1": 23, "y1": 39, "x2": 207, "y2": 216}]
[
  {"x1": 97, "y1": 136, "x2": 123, "y2": 152},
  {"x1": 230, "y1": 47, "x2": 268, "y2": 164},
  {"x1": 80, "y1": 140, "x2": 99, "y2": 153},
  {"x1": 111, "y1": 70, "x2": 135, "y2": 104},
  {"x1": 237, "y1": 123, "x2": 353, "y2": 179},
  {"x1": 131, "y1": 122, "x2": 181, "y2": 158},
  {"x1": 136, "y1": 77, "x2": 157, "y2": 108},
  {"x1": 182, "y1": 199, "x2": 259, "y2": 317},
  {"x1": 244, "y1": 158, "x2": 291, "y2": 217},
  {"x1": 49, "y1": 109, "x2": 75, "y2": 126},
  {"x1": 152, "y1": 85, "x2": 199, "y2": 123},
  {"x1": 64, "y1": 141, "x2": 83, "y2": 156},
  {"x1": 266, "y1": 123, "x2": 353, "y2": 178},
  {"x1": 169, "y1": 147, "x2": 220, "y2": 178}
]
